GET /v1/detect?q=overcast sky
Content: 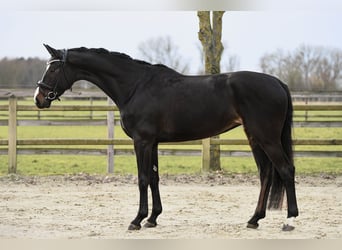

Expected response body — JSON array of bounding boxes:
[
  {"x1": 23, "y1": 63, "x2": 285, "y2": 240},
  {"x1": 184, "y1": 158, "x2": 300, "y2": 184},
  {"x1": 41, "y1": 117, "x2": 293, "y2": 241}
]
[{"x1": 1, "y1": 1, "x2": 342, "y2": 73}]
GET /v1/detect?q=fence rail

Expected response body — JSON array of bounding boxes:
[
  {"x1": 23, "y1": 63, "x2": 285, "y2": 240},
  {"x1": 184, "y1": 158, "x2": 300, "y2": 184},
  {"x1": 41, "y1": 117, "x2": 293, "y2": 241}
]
[
  {"x1": 1, "y1": 138, "x2": 342, "y2": 146},
  {"x1": 1, "y1": 95, "x2": 342, "y2": 174}
]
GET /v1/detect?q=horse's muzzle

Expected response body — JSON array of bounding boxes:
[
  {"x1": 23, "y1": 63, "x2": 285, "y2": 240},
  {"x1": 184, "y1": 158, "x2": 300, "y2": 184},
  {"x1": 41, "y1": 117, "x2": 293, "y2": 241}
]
[{"x1": 34, "y1": 87, "x2": 51, "y2": 109}]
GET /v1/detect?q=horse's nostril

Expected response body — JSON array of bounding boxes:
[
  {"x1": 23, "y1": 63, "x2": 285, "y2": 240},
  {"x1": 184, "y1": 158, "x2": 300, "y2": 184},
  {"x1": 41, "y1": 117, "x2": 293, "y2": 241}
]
[{"x1": 35, "y1": 99, "x2": 42, "y2": 108}]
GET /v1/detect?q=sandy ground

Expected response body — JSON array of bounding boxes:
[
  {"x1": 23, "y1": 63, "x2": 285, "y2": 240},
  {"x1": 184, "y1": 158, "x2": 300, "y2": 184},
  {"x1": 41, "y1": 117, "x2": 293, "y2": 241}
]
[{"x1": 0, "y1": 173, "x2": 341, "y2": 239}]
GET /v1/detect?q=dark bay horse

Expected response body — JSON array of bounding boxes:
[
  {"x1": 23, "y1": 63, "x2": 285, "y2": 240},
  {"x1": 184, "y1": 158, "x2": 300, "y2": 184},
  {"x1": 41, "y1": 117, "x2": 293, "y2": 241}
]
[{"x1": 34, "y1": 45, "x2": 298, "y2": 231}]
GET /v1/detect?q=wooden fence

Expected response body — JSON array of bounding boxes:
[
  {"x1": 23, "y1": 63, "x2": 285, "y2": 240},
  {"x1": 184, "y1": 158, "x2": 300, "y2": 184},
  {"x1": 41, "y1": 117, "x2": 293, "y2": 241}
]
[{"x1": 1, "y1": 95, "x2": 342, "y2": 174}]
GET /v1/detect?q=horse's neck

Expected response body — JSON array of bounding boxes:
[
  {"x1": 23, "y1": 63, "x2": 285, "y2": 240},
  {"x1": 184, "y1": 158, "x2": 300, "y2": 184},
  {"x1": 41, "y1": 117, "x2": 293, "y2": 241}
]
[{"x1": 70, "y1": 52, "x2": 146, "y2": 108}]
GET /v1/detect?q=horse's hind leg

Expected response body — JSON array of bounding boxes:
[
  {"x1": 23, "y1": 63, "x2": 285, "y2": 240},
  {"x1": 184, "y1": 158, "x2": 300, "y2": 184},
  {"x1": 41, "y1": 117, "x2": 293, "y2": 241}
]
[
  {"x1": 261, "y1": 142, "x2": 298, "y2": 231},
  {"x1": 247, "y1": 143, "x2": 273, "y2": 229}
]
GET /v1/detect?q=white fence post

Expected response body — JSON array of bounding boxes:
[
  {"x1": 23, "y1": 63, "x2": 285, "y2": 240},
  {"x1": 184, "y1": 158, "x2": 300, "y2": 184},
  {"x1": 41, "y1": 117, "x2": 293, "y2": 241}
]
[{"x1": 8, "y1": 95, "x2": 17, "y2": 174}]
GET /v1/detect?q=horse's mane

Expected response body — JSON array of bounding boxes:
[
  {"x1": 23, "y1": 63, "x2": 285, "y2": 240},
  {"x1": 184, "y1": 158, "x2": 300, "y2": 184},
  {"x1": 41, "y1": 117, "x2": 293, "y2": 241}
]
[{"x1": 69, "y1": 47, "x2": 168, "y2": 69}]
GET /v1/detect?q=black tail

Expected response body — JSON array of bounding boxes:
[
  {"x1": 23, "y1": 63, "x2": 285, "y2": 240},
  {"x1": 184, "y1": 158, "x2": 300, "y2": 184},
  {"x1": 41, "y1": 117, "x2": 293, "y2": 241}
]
[{"x1": 268, "y1": 82, "x2": 293, "y2": 210}]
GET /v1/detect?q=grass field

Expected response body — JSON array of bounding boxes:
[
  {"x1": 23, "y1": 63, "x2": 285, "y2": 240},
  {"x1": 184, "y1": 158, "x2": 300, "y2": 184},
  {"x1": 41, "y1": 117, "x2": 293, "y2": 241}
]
[{"x1": 0, "y1": 98, "x2": 341, "y2": 176}]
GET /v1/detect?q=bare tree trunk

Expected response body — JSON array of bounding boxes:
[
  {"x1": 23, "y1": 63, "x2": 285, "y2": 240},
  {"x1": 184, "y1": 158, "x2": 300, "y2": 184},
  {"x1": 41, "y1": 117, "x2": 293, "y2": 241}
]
[{"x1": 198, "y1": 11, "x2": 225, "y2": 171}]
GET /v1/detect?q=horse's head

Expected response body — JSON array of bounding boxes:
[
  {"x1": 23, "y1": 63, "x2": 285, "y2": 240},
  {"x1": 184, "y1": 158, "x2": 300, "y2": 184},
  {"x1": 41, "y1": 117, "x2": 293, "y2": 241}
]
[{"x1": 34, "y1": 44, "x2": 73, "y2": 109}]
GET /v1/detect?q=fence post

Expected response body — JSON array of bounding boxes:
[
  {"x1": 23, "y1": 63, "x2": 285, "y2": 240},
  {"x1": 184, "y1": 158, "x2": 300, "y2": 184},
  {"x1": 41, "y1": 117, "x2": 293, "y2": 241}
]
[
  {"x1": 305, "y1": 98, "x2": 308, "y2": 122},
  {"x1": 107, "y1": 98, "x2": 114, "y2": 173},
  {"x1": 8, "y1": 95, "x2": 17, "y2": 174},
  {"x1": 201, "y1": 138, "x2": 210, "y2": 171},
  {"x1": 90, "y1": 97, "x2": 94, "y2": 119}
]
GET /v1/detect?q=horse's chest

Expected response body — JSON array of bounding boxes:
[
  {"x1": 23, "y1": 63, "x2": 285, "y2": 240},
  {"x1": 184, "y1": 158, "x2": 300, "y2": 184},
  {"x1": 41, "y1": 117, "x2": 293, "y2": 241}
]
[
  {"x1": 119, "y1": 112, "x2": 136, "y2": 138},
  {"x1": 120, "y1": 111, "x2": 155, "y2": 139}
]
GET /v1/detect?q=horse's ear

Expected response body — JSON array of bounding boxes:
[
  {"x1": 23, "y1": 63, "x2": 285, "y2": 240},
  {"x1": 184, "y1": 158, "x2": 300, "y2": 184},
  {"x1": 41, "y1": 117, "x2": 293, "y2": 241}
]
[{"x1": 43, "y1": 44, "x2": 60, "y2": 58}]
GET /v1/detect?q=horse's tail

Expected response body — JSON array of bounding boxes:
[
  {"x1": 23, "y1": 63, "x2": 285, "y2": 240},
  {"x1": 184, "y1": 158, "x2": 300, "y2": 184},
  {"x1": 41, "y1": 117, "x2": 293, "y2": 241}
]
[{"x1": 268, "y1": 82, "x2": 293, "y2": 210}]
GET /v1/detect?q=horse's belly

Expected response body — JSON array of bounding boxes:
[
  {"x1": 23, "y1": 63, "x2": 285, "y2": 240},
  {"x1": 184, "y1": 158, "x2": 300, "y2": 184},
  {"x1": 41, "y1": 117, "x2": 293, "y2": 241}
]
[{"x1": 158, "y1": 112, "x2": 241, "y2": 142}]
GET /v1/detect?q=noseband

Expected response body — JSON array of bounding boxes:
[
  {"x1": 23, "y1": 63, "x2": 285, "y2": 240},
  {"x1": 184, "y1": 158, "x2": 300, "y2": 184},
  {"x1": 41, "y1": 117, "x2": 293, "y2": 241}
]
[{"x1": 37, "y1": 49, "x2": 69, "y2": 101}]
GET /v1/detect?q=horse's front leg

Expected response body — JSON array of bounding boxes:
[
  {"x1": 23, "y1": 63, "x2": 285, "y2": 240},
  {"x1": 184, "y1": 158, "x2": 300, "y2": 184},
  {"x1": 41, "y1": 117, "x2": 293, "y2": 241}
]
[
  {"x1": 128, "y1": 140, "x2": 153, "y2": 230},
  {"x1": 145, "y1": 143, "x2": 162, "y2": 228}
]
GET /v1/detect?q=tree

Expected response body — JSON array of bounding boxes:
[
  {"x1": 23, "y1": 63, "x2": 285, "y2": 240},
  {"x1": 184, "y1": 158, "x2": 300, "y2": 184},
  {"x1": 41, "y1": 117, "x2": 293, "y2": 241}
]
[
  {"x1": 295, "y1": 45, "x2": 322, "y2": 90},
  {"x1": 313, "y1": 48, "x2": 342, "y2": 90},
  {"x1": 138, "y1": 36, "x2": 189, "y2": 74},
  {"x1": 198, "y1": 11, "x2": 225, "y2": 75},
  {"x1": 197, "y1": 41, "x2": 240, "y2": 74},
  {"x1": 197, "y1": 11, "x2": 225, "y2": 171},
  {"x1": 260, "y1": 45, "x2": 342, "y2": 91},
  {"x1": 0, "y1": 57, "x2": 45, "y2": 88}
]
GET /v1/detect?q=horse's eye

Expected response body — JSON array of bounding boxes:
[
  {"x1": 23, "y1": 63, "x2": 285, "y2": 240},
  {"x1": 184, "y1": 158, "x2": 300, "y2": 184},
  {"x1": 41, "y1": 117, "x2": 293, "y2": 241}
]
[{"x1": 50, "y1": 67, "x2": 59, "y2": 73}]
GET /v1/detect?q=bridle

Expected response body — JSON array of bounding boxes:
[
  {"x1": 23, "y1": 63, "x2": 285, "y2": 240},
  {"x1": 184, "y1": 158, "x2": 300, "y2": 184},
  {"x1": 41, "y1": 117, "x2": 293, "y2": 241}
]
[{"x1": 37, "y1": 49, "x2": 69, "y2": 101}]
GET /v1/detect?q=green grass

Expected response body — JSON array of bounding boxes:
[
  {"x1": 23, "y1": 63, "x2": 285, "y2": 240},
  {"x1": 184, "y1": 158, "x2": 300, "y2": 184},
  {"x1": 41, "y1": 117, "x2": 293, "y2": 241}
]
[
  {"x1": 0, "y1": 98, "x2": 341, "y2": 176},
  {"x1": 1, "y1": 154, "x2": 341, "y2": 176}
]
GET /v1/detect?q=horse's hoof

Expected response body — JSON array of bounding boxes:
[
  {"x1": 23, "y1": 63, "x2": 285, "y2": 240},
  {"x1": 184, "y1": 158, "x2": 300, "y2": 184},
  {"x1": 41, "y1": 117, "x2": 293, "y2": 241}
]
[
  {"x1": 282, "y1": 224, "x2": 295, "y2": 231},
  {"x1": 128, "y1": 223, "x2": 141, "y2": 230},
  {"x1": 247, "y1": 222, "x2": 259, "y2": 229},
  {"x1": 144, "y1": 221, "x2": 157, "y2": 228}
]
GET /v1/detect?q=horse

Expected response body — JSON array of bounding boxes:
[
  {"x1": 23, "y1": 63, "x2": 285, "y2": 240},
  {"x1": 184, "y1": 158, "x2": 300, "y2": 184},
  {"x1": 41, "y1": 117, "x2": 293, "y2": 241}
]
[{"x1": 34, "y1": 44, "x2": 298, "y2": 231}]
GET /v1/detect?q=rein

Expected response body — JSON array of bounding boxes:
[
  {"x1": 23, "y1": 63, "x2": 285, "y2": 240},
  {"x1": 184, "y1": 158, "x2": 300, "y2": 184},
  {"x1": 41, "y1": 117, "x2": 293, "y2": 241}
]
[{"x1": 37, "y1": 49, "x2": 69, "y2": 101}]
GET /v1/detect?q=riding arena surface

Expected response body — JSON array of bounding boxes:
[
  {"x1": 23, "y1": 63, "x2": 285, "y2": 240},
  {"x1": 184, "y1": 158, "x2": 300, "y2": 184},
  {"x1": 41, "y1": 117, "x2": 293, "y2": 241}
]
[{"x1": 0, "y1": 173, "x2": 341, "y2": 239}]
